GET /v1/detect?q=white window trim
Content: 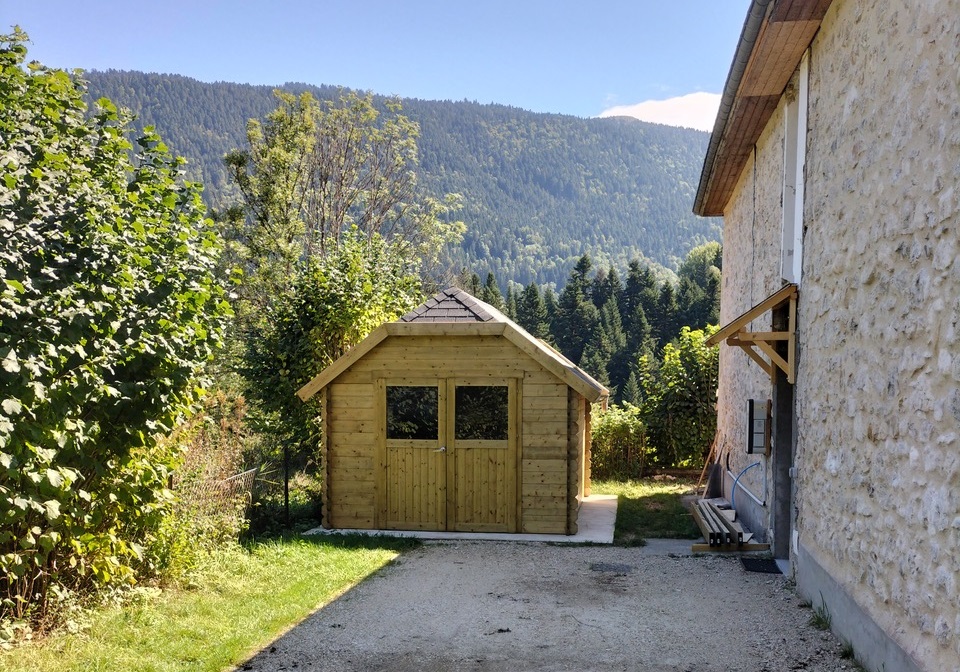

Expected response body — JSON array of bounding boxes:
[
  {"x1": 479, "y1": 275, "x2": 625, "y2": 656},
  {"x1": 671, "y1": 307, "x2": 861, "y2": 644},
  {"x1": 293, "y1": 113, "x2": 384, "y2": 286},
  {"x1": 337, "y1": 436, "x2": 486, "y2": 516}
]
[{"x1": 781, "y1": 51, "x2": 808, "y2": 285}]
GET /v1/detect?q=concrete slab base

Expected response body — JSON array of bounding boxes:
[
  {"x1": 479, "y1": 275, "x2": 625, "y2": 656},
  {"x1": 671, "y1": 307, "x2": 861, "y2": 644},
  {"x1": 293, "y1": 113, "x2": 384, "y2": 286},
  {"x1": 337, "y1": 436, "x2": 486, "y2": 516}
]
[{"x1": 305, "y1": 494, "x2": 618, "y2": 544}]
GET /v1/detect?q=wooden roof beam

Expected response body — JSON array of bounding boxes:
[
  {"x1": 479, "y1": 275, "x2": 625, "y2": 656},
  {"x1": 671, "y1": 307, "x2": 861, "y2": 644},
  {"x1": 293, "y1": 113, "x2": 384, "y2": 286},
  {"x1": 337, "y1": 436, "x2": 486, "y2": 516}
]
[
  {"x1": 706, "y1": 283, "x2": 797, "y2": 346},
  {"x1": 709, "y1": 283, "x2": 798, "y2": 384}
]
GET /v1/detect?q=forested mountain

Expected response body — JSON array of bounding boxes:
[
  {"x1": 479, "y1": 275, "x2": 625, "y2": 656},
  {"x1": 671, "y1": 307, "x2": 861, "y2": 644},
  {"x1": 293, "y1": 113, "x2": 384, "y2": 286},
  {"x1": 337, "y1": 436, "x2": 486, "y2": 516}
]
[{"x1": 83, "y1": 70, "x2": 719, "y2": 287}]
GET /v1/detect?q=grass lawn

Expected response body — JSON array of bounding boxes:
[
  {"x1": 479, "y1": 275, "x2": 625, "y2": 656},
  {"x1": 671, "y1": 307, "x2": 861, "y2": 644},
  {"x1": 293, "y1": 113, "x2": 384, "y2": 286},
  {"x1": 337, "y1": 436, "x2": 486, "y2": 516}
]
[
  {"x1": 0, "y1": 534, "x2": 417, "y2": 672},
  {"x1": 593, "y1": 477, "x2": 702, "y2": 546}
]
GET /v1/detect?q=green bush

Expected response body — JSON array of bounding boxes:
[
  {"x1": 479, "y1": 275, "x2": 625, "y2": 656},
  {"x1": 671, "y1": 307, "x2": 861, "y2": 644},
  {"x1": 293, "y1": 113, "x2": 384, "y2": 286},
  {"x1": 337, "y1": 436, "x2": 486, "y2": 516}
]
[
  {"x1": 242, "y1": 228, "x2": 422, "y2": 471},
  {"x1": 0, "y1": 30, "x2": 229, "y2": 625},
  {"x1": 140, "y1": 391, "x2": 251, "y2": 581},
  {"x1": 591, "y1": 403, "x2": 648, "y2": 480},
  {"x1": 638, "y1": 326, "x2": 719, "y2": 467}
]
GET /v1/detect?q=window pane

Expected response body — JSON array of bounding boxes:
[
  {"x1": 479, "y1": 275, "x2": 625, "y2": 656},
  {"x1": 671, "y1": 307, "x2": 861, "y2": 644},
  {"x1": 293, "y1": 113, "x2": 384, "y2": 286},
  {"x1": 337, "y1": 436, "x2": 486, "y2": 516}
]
[
  {"x1": 455, "y1": 386, "x2": 508, "y2": 440},
  {"x1": 387, "y1": 386, "x2": 438, "y2": 440}
]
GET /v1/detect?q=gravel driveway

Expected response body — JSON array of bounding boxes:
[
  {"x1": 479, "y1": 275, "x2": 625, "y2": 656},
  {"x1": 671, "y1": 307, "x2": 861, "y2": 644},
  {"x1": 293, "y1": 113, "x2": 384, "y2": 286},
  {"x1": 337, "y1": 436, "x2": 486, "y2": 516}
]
[{"x1": 240, "y1": 542, "x2": 855, "y2": 672}]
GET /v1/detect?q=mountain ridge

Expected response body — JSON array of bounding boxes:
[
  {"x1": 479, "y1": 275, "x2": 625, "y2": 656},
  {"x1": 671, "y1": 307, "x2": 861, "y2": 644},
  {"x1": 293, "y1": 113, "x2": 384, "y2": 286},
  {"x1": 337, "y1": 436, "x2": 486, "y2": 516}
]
[{"x1": 83, "y1": 69, "x2": 719, "y2": 287}]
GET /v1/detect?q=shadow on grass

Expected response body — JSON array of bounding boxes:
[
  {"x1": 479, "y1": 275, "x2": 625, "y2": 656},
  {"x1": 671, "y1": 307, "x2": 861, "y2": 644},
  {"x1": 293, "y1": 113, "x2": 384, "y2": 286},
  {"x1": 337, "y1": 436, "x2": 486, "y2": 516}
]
[
  {"x1": 592, "y1": 478, "x2": 701, "y2": 547},
  {"x1": 614, "y1": 491, "x2": 701, "y2": 546},
  {"x1": 244, "y1": 530, "x2": 422, "y2": 553}
]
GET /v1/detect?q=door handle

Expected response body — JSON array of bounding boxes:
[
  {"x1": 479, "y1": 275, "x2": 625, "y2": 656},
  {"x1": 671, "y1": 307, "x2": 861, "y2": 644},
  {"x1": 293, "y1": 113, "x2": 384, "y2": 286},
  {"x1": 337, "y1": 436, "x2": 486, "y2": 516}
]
[{"x1": 434, "y1": 446, "x2": 446, "y2": 453}]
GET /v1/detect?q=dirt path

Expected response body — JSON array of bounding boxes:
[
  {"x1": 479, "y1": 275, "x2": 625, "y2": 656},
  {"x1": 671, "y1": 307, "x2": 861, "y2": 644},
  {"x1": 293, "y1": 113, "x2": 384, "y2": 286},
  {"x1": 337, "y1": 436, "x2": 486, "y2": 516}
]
[{"x1": 240, "y1": 542, "x2": 854, "y2": 671}]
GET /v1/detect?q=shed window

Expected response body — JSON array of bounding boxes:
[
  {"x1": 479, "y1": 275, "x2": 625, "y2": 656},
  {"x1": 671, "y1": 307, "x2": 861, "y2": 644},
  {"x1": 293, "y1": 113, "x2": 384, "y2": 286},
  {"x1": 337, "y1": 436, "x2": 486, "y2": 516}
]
[
  {"x1": 455, "y1": 385, "x2": 508, "y2": 440},
  {"x1": 386, "y1": 386, "x2": 438, "y2": 440}
]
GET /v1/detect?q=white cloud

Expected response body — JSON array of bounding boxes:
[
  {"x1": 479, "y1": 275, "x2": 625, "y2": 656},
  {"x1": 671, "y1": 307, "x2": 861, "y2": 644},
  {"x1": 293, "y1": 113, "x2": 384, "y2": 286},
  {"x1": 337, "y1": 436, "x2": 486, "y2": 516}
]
[{"x1": 598, "y1": 92, "x2": 721, "y2": 132}]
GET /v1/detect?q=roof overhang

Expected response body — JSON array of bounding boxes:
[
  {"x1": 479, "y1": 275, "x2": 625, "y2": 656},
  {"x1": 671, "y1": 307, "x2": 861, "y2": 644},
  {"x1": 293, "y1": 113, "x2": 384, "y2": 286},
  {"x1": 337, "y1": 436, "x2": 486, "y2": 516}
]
[
  {"x1": 297, "y1": 321, "x2": 609, "y2": 404},
  {"x1": 706, "y1": 283, "x2": 797, "y2": 383},
  {"x1": 694, "y1": 0, "x2": 834, "y2": 217}
]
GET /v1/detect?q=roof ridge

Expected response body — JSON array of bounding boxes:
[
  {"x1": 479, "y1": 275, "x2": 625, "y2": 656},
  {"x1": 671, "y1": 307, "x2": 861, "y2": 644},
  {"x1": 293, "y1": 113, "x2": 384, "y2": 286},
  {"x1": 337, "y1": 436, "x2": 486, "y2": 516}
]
[{"x1": 400, "y1": 286, "x2": 497, "y2": 323}]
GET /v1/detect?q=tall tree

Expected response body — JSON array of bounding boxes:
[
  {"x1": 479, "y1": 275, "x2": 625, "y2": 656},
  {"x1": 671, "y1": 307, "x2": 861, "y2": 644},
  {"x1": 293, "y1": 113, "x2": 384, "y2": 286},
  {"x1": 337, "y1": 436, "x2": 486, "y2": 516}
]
[
  {"x1": 624, "y1": 259, "x2": 660, "y2": 334},
  {"x1": 223, "y1": 90, "x2": 465, "y2": 479},
  {"x1": 677, "y1": 242, "x2": 722, "y2": 329},
  {"x1": 593, "y1": 264, "x2": 624, "y2": 310},
  {"x1": 504, "y1": 284, "x2": 518, "y2": 320},
  {"x1": 554, "y1": 255, "x2": 598, "y2": 363},
  {"x1": 677, "y1": 275, "x2": 706, "y2": 330},
  {"x1": 244, "y1": 231, "x2": 421, "y2": 458},
  {"x1": 516, "y1": 283, "x2": 550, "y2": 339},
  {"x1": 457, "y1": 270, "x2": 483, "y2": 297},
  {"x1": 543, "y1": 286, "x2": 559, "y2": 333},
  {"x1": 677, "y1": 241, "x2": 722, "y2": 289},
  {"x1": 652, "y1": 281, "x2": 680, "y2": 346},
  {"x1": 0, "y1": 30, "x2": 230, "y2": 620},
  {"x1": 481, "y1": 272, "x2": 505, "y2": 310},
  {"x1": 599, "y1": 297, "x2": 631, "y2": 398},
  {"x1": 224, "y1": 89, "x2": 464, "y2": 312}
]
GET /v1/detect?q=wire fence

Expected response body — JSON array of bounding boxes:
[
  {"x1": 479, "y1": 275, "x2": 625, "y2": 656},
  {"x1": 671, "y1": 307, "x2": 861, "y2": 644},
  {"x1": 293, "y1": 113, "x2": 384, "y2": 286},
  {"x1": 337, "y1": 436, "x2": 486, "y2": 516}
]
[{"x1": 174, "y1": 467, "x2": 258, "y2": 538}]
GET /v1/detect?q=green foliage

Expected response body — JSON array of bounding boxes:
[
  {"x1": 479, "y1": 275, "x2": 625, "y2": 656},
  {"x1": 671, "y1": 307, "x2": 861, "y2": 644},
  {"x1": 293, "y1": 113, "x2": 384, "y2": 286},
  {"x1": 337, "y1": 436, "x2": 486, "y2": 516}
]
[
  {"x1": 222, "y1": 91, "x2": 318, "y2": 304},
  {"x1": 809, "y1": 593, "x2": 832, "y2": 631},
  {"x1": 81, "y1": 70, "x2": 720, "y2": 287},
  {"x1": 145, "y1": 390, "x2": 251, "y2": 580},
  {"x1": 639, "y1": 326, "x2": 719, "y2": 468},
  {"x1": 480, "y1": 272, "x2": 505, "y2": 310},
  {"x1": 223, "y1": 89, "x2": 464, "y2": 302},
  {"x1": 515, "y1": 282, "x2": 549, "y2": 339},
  {"x1": 526, "y1": 244, "x2": 720, "y2": 406},
  {"x1": 554, "y1": 255, "x2": 600, "y2": 364},
  {"x1": 243, "y1": 230, "x2": 422, "y2": 461},
  {"x1": 0, "y1": 31, "x2": 229, "y2": 623},
  {"x1": 224, "y1": 91, "x2": 456, "y2": 490},
  {"x1": 590, "y1": 404, "x2": 647, "y2": 480},
  {"x1": 0, "y1": 535, "x2": 413, "y2": 671},
  {"x1": 478, "y1": 245, "x2": 722, "y2": 470}
]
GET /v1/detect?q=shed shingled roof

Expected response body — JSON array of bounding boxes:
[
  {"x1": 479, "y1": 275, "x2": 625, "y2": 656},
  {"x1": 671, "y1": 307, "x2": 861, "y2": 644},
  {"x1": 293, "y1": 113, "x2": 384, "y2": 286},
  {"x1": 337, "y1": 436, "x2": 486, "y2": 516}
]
[
  {"x1": 297, "y1": 287, "x2": 609, "y2": 403},
  {"x1": 400, "y1": 287, "x2": 499, "y2": 323}
]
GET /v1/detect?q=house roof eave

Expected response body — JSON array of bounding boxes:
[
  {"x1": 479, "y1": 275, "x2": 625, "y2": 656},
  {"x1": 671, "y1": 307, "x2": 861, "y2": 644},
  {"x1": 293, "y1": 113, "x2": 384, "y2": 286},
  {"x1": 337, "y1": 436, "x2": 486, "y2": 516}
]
[{"x1": 694, "y1": 0, "x2": 834, "y2": 217}]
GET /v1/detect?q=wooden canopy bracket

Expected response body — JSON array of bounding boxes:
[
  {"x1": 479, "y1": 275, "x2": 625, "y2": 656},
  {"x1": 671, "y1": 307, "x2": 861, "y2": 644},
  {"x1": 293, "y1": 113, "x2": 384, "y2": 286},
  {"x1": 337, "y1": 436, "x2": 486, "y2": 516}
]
[{"x1": 707, "y1": 284, "x2": 797, "y2": 384}]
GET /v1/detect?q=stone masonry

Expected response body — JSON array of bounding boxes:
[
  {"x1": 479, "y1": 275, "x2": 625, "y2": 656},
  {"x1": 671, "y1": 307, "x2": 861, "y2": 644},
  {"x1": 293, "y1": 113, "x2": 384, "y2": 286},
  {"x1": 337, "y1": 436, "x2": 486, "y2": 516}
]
[{"x1": 715, "y1": 0, "x2": 960, "y2": 669}]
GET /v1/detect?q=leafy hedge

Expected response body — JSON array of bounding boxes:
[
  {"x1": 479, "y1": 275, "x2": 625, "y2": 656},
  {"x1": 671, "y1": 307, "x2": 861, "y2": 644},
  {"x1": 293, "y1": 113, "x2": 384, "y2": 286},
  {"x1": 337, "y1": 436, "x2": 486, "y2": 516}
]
[
  {"x1": 590, "y1": 403, "x2": 647, "y2": 480},
  {"x1": 0, "y1": 30, "x2": 230, "y2": 623},
  {"x1": 593, "y1": 325, "x2": 718, "y2": 475},
  {"x1": 638, "y1": 326, "x2": 719, "y2": 468}
]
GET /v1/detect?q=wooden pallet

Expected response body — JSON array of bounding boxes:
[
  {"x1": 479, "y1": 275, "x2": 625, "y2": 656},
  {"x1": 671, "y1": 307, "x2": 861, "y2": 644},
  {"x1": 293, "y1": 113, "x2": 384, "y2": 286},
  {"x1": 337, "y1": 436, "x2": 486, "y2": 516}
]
[{"x1": 690, "y1": 500, "x2": 770, "y2": 552}]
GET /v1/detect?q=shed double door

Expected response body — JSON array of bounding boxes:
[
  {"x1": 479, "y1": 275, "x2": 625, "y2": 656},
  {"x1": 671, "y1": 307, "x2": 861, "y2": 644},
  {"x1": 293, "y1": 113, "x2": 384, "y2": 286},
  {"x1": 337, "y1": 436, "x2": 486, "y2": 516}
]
[{"x1": 379, "y1": 378, "x2": 517, "y2": 532}]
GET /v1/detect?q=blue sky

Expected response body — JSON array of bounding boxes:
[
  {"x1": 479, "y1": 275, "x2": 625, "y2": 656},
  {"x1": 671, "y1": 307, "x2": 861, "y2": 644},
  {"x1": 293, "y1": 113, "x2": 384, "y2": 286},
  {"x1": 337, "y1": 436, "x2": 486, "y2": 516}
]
[{"x1": 3, "y1": 1, "x2": 750, "y2": 131}]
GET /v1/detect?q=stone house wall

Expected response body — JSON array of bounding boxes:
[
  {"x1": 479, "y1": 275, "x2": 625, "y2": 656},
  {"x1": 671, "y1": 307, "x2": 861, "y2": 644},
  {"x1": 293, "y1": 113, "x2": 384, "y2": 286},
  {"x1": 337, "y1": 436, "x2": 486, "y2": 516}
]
[
  {"x1": 795, "y1": 0, "x2": 960, "y2": 667},
  {"x1": 716, "y1": 100, "x2": 788, "y2": 540},
  {"x1": 716, "y1": 0, "x2": 960, "y2": 668}
]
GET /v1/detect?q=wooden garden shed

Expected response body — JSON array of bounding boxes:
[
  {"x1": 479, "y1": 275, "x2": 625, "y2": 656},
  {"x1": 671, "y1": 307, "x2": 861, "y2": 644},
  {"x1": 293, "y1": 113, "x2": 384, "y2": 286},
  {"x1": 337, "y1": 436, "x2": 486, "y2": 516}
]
[{"x1": 297, "y1": 287, "x2": 608, "y2": 535}]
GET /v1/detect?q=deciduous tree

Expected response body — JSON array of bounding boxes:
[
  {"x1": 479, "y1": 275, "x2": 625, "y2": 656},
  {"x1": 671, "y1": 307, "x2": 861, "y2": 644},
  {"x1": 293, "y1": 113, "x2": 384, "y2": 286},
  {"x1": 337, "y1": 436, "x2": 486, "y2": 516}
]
[{"x1": 0, "y1": 30, "x2": 229, "y2": 619}]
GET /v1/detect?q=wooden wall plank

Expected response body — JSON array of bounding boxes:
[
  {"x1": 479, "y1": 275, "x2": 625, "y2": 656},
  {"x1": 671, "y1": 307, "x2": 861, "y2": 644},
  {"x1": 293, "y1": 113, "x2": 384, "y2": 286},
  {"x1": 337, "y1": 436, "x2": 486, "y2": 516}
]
[
  {"x1": 522, "y1": 458, "x2": 567, "y2": 473},
  {"x1": 523, "y1": 484, "x2": 567, "y2": 497},
  {"x1": 320, "y1": 332, "x2": 585, "y2": 534},
  {"x1": 522, "y1": 520, "x2": 565, "y2": 534},
  {"x1": 521, "y1": 445, "x2": 567, "y2": 460},
  {"x1": 329, "y1": 383, "x2": 375, "y2": 398},
  {"x1": 523, "y1": 396, "x2": 568, "y2": 410},
  {"x1": 320, "y1": 387, "x2": 331, "y2": 529},
  {"x1": 328, "y1": 455, "x2": 374, "y2": 472}
]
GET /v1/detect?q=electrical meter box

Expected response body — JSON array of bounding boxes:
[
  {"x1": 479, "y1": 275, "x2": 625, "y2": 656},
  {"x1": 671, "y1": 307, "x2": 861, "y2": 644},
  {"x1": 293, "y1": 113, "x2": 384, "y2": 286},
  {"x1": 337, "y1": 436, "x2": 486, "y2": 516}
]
[{"x1": 746, "y1": 399, "x2": 771, "y2": 454}]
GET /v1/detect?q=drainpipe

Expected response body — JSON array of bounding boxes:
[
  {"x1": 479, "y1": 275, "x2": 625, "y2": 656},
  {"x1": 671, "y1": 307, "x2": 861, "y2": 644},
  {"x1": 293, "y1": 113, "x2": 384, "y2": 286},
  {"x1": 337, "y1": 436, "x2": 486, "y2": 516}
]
[{"x1": 731, "y1": 461, "x2": 762, "y2": 512}]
